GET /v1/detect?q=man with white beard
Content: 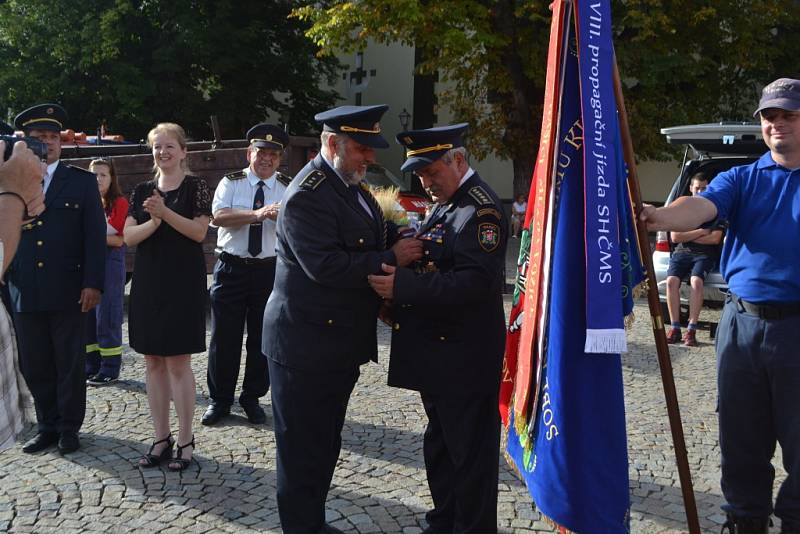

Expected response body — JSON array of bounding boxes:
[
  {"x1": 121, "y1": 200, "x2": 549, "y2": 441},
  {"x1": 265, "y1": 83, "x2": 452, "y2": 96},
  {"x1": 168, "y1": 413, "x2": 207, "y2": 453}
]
[{"x1": 261, "y1": 105, "x2": 423, "y2": 534}]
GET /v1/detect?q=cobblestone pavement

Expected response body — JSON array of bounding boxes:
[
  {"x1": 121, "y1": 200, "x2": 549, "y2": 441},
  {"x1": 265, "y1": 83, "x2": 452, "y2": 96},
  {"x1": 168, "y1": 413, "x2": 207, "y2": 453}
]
[{"x1": 0, "y1": 239, "x2": 787, "y2": 533}]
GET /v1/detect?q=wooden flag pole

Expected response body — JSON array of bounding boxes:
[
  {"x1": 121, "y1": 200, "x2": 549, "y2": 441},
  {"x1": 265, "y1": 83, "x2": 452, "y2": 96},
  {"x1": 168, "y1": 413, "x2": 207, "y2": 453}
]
[{"x1": 611, "y1": 59, "x2": 702, "y2": 534}]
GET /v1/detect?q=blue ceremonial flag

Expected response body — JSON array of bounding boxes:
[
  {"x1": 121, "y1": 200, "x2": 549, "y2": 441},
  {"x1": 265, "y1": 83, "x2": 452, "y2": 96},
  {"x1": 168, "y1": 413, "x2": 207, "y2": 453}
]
[{"x1": 504, "y1": 0, "x2": 643, "y2": 532}]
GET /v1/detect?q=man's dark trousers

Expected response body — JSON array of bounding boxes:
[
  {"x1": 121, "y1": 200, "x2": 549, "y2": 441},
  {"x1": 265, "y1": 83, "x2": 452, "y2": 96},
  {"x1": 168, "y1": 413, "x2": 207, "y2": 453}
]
[
  {"x1": 207, "y1": 258, "x2": 274, "y2": 407},
  {"x1": 15, "y1": 310, "x2": 86, "y2": 433},
  {"x1": 269, "y1": 358, "x2": 359, "y2": 534},
  {"x1": 717, "y1": 296, "x2": 800, "y2": 527},
  {"x1": 421, "y1": 391, "x2": 500, "y2": 534}
]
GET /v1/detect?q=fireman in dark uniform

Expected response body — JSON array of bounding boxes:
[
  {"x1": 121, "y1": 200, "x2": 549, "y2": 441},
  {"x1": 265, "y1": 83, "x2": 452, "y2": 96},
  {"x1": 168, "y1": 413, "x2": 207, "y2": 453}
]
[
  {"x1": 202, "y1": 124, "x2": 290, "y2": 426},
  {"x1": 7, "y1": 103, "x2": 106, "y2": 455},
  {"x1": 369, "y1": 123, "x2": 508, "y2": 534},
  {"x1": 262, "y1": 105, "x2": 423, "y2": 534}
]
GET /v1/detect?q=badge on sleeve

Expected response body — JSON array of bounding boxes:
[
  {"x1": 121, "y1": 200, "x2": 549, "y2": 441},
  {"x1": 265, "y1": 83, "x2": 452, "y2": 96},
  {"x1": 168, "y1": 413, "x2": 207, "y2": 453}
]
[{"x1": 478, "y1": 222, "x2": 500, "y2": 252}]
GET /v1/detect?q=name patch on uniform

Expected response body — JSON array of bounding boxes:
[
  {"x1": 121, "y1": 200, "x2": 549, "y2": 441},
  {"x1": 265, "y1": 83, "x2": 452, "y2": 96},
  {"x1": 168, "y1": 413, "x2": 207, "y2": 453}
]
[
  {"x1": 419, "y1": 223, "x2": 445, "y2": 243},
  {"x1": 477, "y1": 207, "x2": 502, "y2": 219},
  {"x1": 478, "y1": 222, "x2": 500, "y2": 252}
]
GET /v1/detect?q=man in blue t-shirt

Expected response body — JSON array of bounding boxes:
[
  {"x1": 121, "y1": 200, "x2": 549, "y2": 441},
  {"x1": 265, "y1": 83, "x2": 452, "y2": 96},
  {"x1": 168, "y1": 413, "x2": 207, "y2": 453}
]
[
  {"x1": 664, "y1": 171, "x2": 723, "y2": 347},
  {"x1": 642, "y1": 78, "x2": 800, "y2": 534}
]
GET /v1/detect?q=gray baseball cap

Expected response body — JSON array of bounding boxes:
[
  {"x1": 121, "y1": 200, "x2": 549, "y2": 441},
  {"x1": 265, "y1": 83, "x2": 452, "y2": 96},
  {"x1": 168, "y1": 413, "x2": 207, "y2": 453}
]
[{"x1": 753, "y1": 78, "x2": 800, "y2": 117}]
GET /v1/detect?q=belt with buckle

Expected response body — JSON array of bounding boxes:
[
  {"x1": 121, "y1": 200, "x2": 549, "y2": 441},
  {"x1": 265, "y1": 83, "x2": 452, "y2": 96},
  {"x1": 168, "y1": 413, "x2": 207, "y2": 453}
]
[
  {"x1": 219, "y1": 252, "x2": 276, "y2": 266},
  {"x1": 729, "y1": 292, "x2": 800, "y2": 320}
]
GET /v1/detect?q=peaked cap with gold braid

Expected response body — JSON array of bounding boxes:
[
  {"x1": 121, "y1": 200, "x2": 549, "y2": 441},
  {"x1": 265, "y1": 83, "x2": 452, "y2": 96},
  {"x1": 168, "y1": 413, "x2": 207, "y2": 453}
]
[
  {"x1": 246, "y1": 123, "x2": 289, "y2": 151},
  {"x1": 314, "y1": 105, "x2": 389, "y2": 149},
  {"x1": 14, "y1": 103, "x2": 67, "y2": 133},
  {"x1": 396, "y1": 123, "x2": 469, "y2": 173}
]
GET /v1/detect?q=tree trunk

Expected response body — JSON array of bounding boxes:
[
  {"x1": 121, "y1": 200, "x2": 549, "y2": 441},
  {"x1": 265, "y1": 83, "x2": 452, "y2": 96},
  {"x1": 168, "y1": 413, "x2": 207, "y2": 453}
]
[
  {"x1": 512, "y1": 151, "x2": 536, "y2": 199},
  {"x1": 490, "y1": 0, "x2": 543, "y2": 198}
]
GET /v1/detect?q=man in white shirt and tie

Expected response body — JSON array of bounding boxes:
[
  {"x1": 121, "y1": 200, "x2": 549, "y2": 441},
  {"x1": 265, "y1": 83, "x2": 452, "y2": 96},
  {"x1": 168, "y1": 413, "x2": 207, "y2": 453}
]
[{"x1": 202, "y1": 123, "x2": 290, "y2": 426}]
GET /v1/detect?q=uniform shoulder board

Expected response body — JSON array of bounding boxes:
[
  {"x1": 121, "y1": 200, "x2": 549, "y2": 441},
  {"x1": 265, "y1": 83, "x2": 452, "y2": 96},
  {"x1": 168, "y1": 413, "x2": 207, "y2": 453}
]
[
  {"x1": 299, "y1": 169, "x2": 326, "y2": 190},
  {"x1": 276, "y1": 172, "x2": 292, "y2": 187},
  {"x1": 468, "y1": 185, "x2": 494, "y2": 206},
  {"x1": 223, "y1": 170, "x2": 247, "y2": 181}
]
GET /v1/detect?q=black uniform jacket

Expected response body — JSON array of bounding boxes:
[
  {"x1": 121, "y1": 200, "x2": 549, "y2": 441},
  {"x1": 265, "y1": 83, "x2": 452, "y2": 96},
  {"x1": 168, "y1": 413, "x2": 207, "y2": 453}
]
[
  {"x1": 262, "y1": 155, "x2": 396, "y2": 372},
  {"x1": 8, "y1": 162, "x2": 106, "y2": 313},
  {"x1": 388, "y1": 173, "x2": 508, "y2": 395}
]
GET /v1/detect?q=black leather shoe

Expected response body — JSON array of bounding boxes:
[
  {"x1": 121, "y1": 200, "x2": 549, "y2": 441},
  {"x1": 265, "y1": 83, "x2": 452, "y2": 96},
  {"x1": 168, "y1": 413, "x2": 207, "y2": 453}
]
[
  {"x1": 241, "y1": 403, "x2": 266, "y2": 424},
  {"x1": 201, "y1": 403, "x2": 230, "y2": 426},
  {"x1": 321, "y1": 524, "x2": 346, "y2": 534},
  {"x1": 57, "y1": 431, "x2": 80, "y2": 455},
  {"x1": 21, "y1": 432, "x2": 58, "y2": 453}
]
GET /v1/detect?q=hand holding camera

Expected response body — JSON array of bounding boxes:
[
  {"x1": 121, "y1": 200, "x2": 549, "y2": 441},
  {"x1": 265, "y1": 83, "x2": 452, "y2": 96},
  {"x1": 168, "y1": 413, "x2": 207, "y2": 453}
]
[
  {"x1": 1, "y1": 133, "x2": 48, "y2": 162},
  {"x1": 0, "y1": 138, "x2": 47, "y2": 221}
]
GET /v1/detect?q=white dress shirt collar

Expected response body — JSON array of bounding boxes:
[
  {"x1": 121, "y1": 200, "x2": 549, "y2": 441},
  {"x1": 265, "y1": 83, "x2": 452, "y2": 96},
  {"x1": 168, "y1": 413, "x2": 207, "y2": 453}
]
[
  {"x1": 246, "y1": 167, "x2": 277, "y2": 189},
  {"x1": 43, "y1": 160, "x2": 59, "y2": 194}
]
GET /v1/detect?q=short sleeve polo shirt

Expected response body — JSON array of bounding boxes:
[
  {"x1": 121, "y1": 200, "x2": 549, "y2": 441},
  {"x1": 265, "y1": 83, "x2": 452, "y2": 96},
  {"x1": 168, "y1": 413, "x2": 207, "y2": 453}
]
[{"x1": 699, "y1": 151, "x2": 800, "y2": 303}]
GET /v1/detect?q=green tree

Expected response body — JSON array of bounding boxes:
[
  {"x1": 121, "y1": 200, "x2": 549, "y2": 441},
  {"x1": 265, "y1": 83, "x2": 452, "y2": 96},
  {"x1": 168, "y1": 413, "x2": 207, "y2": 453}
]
[
  {"x1": 293, "y1": 0, "x2": 800, "y2": 195},
  {"x1": 0, "y1": 0, "x2": 341, "y2": 140}
]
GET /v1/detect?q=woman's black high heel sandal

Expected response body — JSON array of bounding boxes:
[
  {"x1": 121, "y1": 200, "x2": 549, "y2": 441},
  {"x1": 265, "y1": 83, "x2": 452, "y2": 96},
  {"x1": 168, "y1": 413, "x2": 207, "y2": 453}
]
[
  {"x1": 139, "y1": 435, "x2": 174, "y2": 467},
  {"x1": 168, "y1": 436, "x2": 195, "y2": 471}
]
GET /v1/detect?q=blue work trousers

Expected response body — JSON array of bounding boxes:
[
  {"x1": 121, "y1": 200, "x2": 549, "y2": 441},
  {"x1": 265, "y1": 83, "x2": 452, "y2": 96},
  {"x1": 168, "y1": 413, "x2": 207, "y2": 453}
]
[
  {"x1": 85, "y1": 246, "x2": 126, "y2": 378},
  {"x1": 717, "y1": 296, "x2": 800, "y2": 527}
]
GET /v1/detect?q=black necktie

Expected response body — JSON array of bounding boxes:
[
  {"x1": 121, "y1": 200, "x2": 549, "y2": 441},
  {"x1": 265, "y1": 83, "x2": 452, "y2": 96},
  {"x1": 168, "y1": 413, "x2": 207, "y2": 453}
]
[{"x1": 248, "y1": 180, "x2": 265, "y2": 257}]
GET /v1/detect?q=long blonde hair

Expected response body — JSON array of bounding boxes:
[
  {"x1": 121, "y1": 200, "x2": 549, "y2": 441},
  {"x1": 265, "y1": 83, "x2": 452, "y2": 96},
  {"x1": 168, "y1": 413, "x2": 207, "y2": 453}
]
[{"x1": 147, "y1": 122, "x2": 190, "y2": 179}]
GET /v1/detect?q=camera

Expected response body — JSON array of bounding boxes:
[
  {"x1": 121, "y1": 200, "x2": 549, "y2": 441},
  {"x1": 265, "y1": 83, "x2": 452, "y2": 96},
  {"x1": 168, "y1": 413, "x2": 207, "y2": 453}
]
[{"x1": 1, "y1": 135, "x2": 48, "y2": 162}]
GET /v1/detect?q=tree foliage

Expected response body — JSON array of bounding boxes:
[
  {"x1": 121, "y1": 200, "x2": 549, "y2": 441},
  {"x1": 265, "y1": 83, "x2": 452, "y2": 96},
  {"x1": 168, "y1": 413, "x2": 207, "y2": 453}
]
[
  {"x1": 293, "y1": 0, "x2": 800, "y2": 194},
  {"x1": 0, "y1": 0, "x2": 341, "y2": 140}
]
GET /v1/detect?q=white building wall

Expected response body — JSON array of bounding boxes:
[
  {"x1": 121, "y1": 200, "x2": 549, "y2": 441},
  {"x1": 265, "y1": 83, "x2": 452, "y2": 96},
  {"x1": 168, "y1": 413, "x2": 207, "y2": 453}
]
[
  {"x1": 332, "y1": 43, "x2": 415, "y2": 179},
  {"x1": 330, "y1": 41, "x2": 675, "y2": 203}
]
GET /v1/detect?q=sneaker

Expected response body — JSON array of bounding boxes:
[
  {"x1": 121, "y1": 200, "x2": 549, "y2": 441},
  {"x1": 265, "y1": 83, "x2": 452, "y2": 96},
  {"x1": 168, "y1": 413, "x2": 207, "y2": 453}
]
[
  {"x1": 87, "y1": 374, "x2": 118, "y2": 386},
  {"x1": 666, "y1": 328, "x2": 682, "y2": 344},
  {"x1": 85, "y1": 373, "x2": 98, "y2": 384},
  {"x1": 683, "y1": 329, "x2": 698, "y2": 347}
]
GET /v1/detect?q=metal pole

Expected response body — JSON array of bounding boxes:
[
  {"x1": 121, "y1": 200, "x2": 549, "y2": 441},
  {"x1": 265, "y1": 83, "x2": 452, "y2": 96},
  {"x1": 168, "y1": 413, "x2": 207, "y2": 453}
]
[
  {"x1": 611, "y1": 58, "x2": 701, "y2": 534},
  {"x1": 210, "y1": 115, "x2": 222, "y2": 149}
]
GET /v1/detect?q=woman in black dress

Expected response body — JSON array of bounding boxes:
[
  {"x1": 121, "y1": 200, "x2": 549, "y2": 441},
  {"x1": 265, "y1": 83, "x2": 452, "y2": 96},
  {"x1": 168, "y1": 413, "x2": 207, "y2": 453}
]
[{"x1": 124, "y1": 122, "x2": 210, "y2": 471}]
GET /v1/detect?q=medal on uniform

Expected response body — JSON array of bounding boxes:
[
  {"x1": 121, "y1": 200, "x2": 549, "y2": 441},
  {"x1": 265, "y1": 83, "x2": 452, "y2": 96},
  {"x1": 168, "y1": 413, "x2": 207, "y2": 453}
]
[{"x1": 419, "y1": 223, "x2": 445, "y2": 243}]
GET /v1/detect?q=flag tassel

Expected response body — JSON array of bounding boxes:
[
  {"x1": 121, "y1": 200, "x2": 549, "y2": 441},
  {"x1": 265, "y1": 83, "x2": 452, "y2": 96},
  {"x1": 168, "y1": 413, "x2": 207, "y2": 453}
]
[{"x1": 585, "y1": 328, "x2": 628, "y2": 354}]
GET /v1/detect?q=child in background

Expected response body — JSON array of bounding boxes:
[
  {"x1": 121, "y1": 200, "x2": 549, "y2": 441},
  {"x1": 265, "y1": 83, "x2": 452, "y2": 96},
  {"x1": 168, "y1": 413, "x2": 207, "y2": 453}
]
[
  {"x1": 511, "y1": 194, "x2": 527, "y2": 238},
  {"x1": 86, "y1": 158, "x2": 128, "y2": 386}
]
